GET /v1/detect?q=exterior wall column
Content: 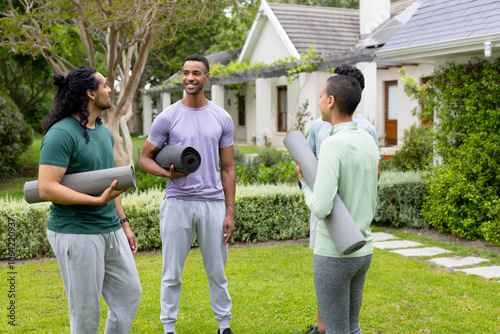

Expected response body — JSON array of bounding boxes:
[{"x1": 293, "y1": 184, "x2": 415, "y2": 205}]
[
  {"x1": 143, "y1": 94, "x2": 152, "y2": 136},
  {"x1": 211, "y1": 84, "x2": 225, "y2": 109},
  {"x1": 161, "y1": 92, "x2": 171, "y2": 112},
  {"x1": 255, "y1": 77, "x2": 272, "y2": 147}
]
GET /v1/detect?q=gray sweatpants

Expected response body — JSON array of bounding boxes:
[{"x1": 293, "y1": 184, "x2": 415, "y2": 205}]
[
  {"x1": 159, "y1": 197, "x2": 232, "y2": 333},
  {"x1": 47, "y1": 229, "x2": 142, "y2": 334},
  {"x1": 313, "y1": 254, "x2": 373, "y2": 334}
]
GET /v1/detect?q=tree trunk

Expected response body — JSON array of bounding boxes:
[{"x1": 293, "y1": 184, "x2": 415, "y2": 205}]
[{"x1": 104, "y1": 106, "x2": 134, "y2": 167}]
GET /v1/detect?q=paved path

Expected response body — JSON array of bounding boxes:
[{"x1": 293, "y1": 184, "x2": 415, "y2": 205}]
[{"x1": 372, "y1": 232, "x2": 500, "y2": 281}]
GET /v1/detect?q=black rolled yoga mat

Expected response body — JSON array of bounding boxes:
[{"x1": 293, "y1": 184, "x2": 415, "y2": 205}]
[
  {"x1": 154, "y1": 145, "x2": 201, "y2": 174},
  {"x1": 284, "y1": 130, "x2": 366, "y2": 256},
  {"x1": 24, "y1": 165, "x2": 136, "y2": 204}
]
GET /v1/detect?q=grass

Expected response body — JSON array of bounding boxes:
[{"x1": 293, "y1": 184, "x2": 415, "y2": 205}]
[{"x1": 2, "y1": 230, "x2": 500, "y2": 333}]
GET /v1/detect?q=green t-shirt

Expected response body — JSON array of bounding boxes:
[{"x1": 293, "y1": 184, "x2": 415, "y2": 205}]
[{"x1": 39, "y1": 116, "x2": 121, "y2": 234}]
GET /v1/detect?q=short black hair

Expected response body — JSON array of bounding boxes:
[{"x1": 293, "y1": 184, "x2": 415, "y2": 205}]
[
  {"x1": 184, "y1": 54, "x2": 210, "y2": 73},
  {"x1": 325, "y1": 75, "x2": 362, "y2": 116},
  {"x1": 333, "y1": 64, "x2": 365, "y2": 91}
]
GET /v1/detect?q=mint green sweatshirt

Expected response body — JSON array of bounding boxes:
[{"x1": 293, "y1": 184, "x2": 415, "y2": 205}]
[{"x1": 302, "y1": 122, "x2": 379, "y2": 258}]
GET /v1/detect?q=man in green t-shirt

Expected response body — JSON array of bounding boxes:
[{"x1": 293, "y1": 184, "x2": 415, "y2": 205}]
[{"x1": 38, "y1": 66, "x2": 142, "y2": 333}]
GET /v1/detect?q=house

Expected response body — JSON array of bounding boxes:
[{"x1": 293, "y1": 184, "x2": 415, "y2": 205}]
[{"x1": 143, "y1": 0, "x2": 436, "y2": 155}]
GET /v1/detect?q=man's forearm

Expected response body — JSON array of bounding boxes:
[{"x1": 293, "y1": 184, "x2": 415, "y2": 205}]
[{"x1": 221, "y1": 167, "x2": 236, "y2": 216}]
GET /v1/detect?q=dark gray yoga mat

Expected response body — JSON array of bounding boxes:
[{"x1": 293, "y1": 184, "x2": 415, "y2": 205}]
[
  {"x1": 284, "y1": 130, "x2": 366, "y2": 256},
  {"x1": 154, "y1": 145, "x2": 201, "y2": 174},
  {"x1": 24, "y1": 165, "x2": 136, "y2": 204}
]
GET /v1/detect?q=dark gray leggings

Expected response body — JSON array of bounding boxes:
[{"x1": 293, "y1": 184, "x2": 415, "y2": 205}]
[{"x1": 313, "y1": 254, "x2": 373, "y2": 334}]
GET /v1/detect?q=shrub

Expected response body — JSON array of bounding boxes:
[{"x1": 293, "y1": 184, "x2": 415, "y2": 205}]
[
  {"x1": 232, "y1": 185, "x2": 309, "y2": 242},
  {"x1": 235, "y1": 148, "x2": 298, "y2": 185},
  {"x1": 403, "y1": 57, "x2": 500, "y2": 242},
  {"x1": 254, "y1": 148, "x2": 288, "y2": 167},
  {"x1": 134, "y1": 165, "x2": 167, "y2": 193},
  {"x1": 0, "y1": 92, "x2": 33, "y2": 179},
  {"x1": 0, "y1": 199, "x2": 52, "y2": 259},
  {"x1": 234, "y1": 146, "x2": 246, "y2": 165},
  {"x1": 1, "y1": 173, "x2": 447, "y2": 259},
  {"x1": 391, "y1": 124, "x2": 434, "y2": 171},
  {"x1": 374, "y1": 171, "x2": 429, "y2": 229},
  {"x1": 0, "y1": 185, "x2": 310, "y2": 259}
]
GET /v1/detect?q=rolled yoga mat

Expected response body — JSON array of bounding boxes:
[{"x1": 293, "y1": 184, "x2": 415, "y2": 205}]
[
  {"x1": 284, "y1": 130, "x2": 366, "y2": 256},
  {"x1": 24, "y1": 165, "x2": 137, "y2": 204},
  {"x1": 154, "y1": 145, "x2": 201, "y2": 174}
]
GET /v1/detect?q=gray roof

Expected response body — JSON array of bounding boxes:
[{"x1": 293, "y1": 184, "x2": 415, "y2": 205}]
[
  {"x1": 268, "y1": 3, "x2": 359, "y2": 55},
  {"x1": 205, "y1": 47, "x2": 242, "y2": 65},
  {"x1": 381, "y1": 0, "x2": 500, "y2": 51}
]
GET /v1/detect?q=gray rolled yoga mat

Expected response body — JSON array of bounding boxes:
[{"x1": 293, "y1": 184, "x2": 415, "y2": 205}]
[
  {"x1": 284, "y1": 130, "x2": 366, "y2": 256},
  {"x1": 154, "y1": 145, "x2": 201, "y2": 174},
  {"x1": 24, "y1": 165, "x2": 136, "y2": 204}
]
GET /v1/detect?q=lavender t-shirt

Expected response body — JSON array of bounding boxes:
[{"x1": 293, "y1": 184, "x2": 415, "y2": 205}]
[{"x1": 147, "y1": 100, "x2": 234, "y2": 200}]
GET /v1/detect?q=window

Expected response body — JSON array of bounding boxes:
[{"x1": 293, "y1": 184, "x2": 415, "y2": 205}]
[
  {"x1": 238, "y1": 95, "x2": 245, "y2": 126},
  {"x1": 277, "y1": 86, "x2": 287, "y2": 132}
]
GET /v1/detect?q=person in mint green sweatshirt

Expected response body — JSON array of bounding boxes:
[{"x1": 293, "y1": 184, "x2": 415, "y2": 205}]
[{"x1": 296, "y1": 74, "x2": 379, "y2": 334}]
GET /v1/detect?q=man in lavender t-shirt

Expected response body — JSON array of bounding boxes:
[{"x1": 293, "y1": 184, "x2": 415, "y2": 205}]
[{"x1": 139, "y1": 55, "x2": 236, "y2": 334}]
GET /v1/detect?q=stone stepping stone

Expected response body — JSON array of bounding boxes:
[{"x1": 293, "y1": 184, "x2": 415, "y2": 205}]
[
  {"x1": 428, "y1": 256, "x2": 490, "y2": 268},
  {"x1": 391, "y1": 247, "x2": 451, "y2": 257},
  {"x1": 373, "y1": 240, "x2": 422, "y2": 249},
  {"x1": 372, "y1": 232, "x2": 398, "y2": 241},
  {"x1": 457, "y1": 266, "x2": 500, "y2": 279}
]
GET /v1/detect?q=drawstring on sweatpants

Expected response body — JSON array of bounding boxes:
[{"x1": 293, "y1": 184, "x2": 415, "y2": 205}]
[{"x1": 109, "y1": 231, "x2": 122, "y2": 254}]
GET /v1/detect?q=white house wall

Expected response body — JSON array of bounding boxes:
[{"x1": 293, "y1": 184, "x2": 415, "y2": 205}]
[
  {"x1": 356, "y1": 62, "x2": 377, "y2": 128},
  {"x1": 247, "y1": 18, "x2": 293, "y2": 64}
]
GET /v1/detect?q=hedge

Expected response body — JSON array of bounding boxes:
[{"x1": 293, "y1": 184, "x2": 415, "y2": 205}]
[
  {"x1": 373, "y1": 171, "x2": 428, "y2": 229},
  {"x1": 1, "y1": 173, "x2": 430, "y2": 260},
  {"x1": 0, "y1": 185, "x2": 310, "y2": 260}
]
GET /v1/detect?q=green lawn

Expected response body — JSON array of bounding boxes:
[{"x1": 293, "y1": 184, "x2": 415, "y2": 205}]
[{"x1": 2, "y1": 229, "x2": 499, "y2": 333}]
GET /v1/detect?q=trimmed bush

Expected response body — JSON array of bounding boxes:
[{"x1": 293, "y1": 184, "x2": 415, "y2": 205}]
[
  {"x1": 0, "y1": 199, "x2": 52, "y2": 259},
  {"x1": 0, "y1": 185, "x2": 310, "y2": 259},
  {"x1": 0, "y1": 173, "x2": 437, "y2": 259},
  {"x1": 374, "y1": 171, "x2": 429, "y2": 229}
]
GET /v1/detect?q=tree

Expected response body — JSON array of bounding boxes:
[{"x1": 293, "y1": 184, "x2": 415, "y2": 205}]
[
  {"x1": 0, "y1": 49, "x2": 54, "y2": 132},
  {"x1": 1, "y1": 0, "x2": 233, "y2": 166},
  {"x1": 0, "y1": 92, "x2": 32, "y2": 179}
]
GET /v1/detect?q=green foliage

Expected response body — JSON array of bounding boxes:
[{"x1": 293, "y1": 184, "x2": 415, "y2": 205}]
[
  {"x1": 234, "y1": 146, "x2": 246, "y2": 165},
  {"x1": 233, "y1": 185, "x2": 309, "y2": 242},
  {"x1": 404, "y1": 58, "x2": 500, "y2": 242},
  {"x1": 133, "y1": 166, "x2": 168, "y2": 194},
  {"x1": 0, "y1": 185, "x2": 309, "y2": 259},
  {"x1": 285, "y1": 47, "x2": 320, "y2": 83},
  {"x1": 391, "y1": 124, "x2": 434, "y2": 171},
  {"x1": 235, "y1": 148, "x2": 298, "y2": 185},
  {"x1": 0, "y1": 92, "x2": 33, "y2": 179},
  {"x1": 0, "y1": 200, "x2": 52, "y2": 259},
  {"x1": 374, "y1": 171, "x2": 429, "y2": 229},
  {"x1": 0, "y1": 49, "x2": 54, "y2": 132}
]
